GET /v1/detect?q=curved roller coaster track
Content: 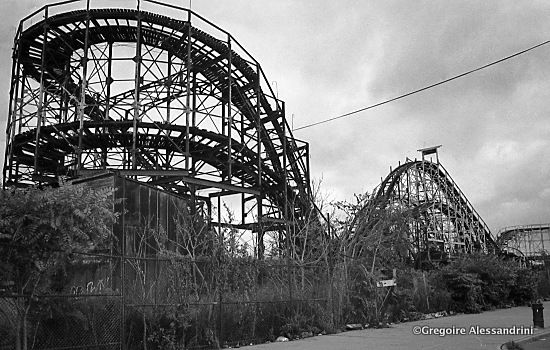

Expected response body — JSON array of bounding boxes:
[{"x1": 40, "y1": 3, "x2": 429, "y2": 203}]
[
  {"x1": 351, "y1": 156, "x2": 499, "y2": 264},
  {"x1": 3, "y1": 1, "x2": 313, "y2": 256},
  {"x1": 497, "y1": 224, "x2": 550, "y2": 260}
]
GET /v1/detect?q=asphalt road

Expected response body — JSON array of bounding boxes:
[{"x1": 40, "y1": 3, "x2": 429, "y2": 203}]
[{"x1": 247, "y1": 301, "x2": 550, "y2": 350}]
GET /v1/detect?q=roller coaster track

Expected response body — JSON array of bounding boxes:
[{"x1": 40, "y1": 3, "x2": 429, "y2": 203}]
[
  {"x1": 352, "y1": 159, "x2": 498, "y2": 263},
  {"x1": 3, "y1": 4, "x2": 313, "y2": 253},
  {"x1": 497, "y1": 224, "x2": 550, "y2": 260}
]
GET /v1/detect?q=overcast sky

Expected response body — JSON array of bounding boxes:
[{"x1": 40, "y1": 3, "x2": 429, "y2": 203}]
[{"x1": 1, "y1": 0, "x2": 550, "y2": 234}]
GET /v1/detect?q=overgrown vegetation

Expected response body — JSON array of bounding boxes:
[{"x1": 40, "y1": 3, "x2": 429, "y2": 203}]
[
  {"x1": 117, "y1": 186, "x2": 335, "y2": 349},
  {"x1": 330, "y1": 193, "x2": 541, "y2": 326},
  {"x1": 0, "y1": 184, "x2": 117, "y2": 350},
  {"x1": 0, "y1": 183, "x2": 544, "y2": 350}
]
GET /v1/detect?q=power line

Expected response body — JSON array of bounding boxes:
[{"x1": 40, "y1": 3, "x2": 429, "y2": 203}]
[{"x1": 292, "y1": 40, "x2": 550, "y2": 132}]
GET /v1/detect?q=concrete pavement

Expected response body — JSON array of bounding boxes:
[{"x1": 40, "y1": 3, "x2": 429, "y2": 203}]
[{"x1": 247, "y1": 301, "x2": 550, "y2": 350}]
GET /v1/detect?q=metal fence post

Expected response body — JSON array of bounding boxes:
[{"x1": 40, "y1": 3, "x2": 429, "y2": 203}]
[{"x1": 219, "y1": 289, "x2": 224, "y2": 347}]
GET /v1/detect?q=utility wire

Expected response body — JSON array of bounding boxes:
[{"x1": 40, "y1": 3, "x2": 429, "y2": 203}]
[{"x1": 292, "y1": 40, "x2": 550, "y2": 131}]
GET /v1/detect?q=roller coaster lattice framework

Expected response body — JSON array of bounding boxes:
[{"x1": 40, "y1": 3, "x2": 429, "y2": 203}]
[
  {"x1": 350, "y1": 148, "x2": 499, "y2": 265},
  {"x1": 497, "y1": 224, "x2": 550, "y2": 261},
  {"x1": 3, "y1": 0, "x2": 314, "y2": 258}
]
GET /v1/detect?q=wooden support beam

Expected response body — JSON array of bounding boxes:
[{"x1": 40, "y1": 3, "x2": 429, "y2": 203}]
[{"x1": 114, "y1": 169, "x2": 260, "y2": 195}]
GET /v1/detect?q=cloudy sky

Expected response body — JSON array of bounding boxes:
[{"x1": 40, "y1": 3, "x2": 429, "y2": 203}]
[{"x1": 1, "y1": 0, "x2": 550, "y2": 234}]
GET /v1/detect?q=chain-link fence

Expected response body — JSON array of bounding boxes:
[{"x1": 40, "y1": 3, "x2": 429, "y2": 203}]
[
  {"x1": 0, "y1": 249, "x2": 337, "y2": 350},
  {"x1": 120, "y1": 256, "x2": 333, "y2": 349},
  {"x1": 0, "y1": 177, "x2": 342, "y2": 350}
]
